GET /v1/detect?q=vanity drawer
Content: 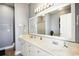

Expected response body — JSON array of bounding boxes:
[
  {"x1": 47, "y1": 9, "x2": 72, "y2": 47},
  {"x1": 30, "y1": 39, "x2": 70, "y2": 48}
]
[
  {"x1": 52, "y1": 39, "x2": 64, "y2": 47},
  {"x1": 36, "y1": 48, "x2": 52, "y2": 56}
]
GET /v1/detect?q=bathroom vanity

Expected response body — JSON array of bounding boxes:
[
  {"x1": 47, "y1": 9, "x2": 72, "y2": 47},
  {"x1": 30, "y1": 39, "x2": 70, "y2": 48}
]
[
  {"x1": 19, "y1": 34, "x2": 79, "y2": 56},
  {"x1": 19, "y1": 3, "x2": 79, "y2": 56}
]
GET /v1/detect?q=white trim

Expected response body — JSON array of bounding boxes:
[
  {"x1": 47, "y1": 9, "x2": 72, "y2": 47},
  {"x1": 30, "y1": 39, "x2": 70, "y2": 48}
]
[
  {"x1": 0, "y1": 43, "x2": 14, "y2": 51},
  {"x1": 15, "y1": 51, "x2": 21, "y2": 56}
]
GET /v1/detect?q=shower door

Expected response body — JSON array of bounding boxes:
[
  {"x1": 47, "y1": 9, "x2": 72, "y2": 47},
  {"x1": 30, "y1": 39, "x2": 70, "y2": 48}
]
[{"x1": 0, "y1": 5, "x2": 14, "y2": 49}]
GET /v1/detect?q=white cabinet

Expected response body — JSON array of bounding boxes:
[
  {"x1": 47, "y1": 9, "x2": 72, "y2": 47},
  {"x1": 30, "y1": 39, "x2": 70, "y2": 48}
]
[
  {"x1": 19, "y1": 39, "x2": 37, "y2": 56},
  {"x1": 23, "y1": 42, "x2": 29, "y2": 56},
  {"x1": 27, "y1": 44, "x2": 51, "y2": 56},
  {"x1": 27, "y1": 44, "x2": 37, "y2": 56},
  {"x1": 19, "y1": 39, "x2": 52, "y2": 56},
  {"x1": 19, "y1": 39, "x2": 26, "y2": 56},
  {"x1": 29, "y1": 17, "x2": 37, "y2": 34}
]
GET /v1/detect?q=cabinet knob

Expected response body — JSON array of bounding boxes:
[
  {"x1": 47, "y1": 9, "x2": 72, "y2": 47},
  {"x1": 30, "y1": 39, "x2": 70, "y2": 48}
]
[
  {"x1": 52, "y1": 41, "x2": 58, "y2": 45},
  {"x1": 37, "y1": 50, "x2": 40, "y2": 53},
  {"x1": 64, "y1": 41, "x2": 68, "y2": 48}
]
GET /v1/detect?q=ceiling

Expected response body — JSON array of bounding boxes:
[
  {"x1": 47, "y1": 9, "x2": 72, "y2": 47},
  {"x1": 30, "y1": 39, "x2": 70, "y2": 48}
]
[{"x1": 0, "y1": 3, "x2": 14, "y2": 8}]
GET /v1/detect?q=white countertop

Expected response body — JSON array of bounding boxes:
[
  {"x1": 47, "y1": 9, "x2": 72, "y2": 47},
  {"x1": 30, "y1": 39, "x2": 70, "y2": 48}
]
[
  {"x1": 19, "y1": 35, "x2": 79, "y2": 56},
  {"x1": 30, "y1": 33, "x2": 75, "y2": 43}
]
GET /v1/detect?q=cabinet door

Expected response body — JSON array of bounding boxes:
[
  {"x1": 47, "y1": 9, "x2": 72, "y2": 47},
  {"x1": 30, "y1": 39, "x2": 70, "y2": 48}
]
[
  {"x1": 19, "y1": 39, "x2": 26, "y2": 56},
  {"x1": 23, "y1": 42, "x2": 29, "y2": 56},
  {"x1": 19, "y1": 39, "x2": 52, "y2": 56},
  {"x1": 19, "y1": 39, "x2": 37, "y2": 56},
  {"x1": 36, "y1": 48, "x2": 51, "y2": 56},
  {"x1": 26, "y1": 43, "x2": 31, "y2": 56},
  {"x1": 21, "y1": 43, "x2": 26, "y2": 56},
  {"x1": 27, "y1": 44, "x2": 37, "y2": 56},
  {"x1": 27, "y1": 44, "x2": 51, "y2": 56},
  {"x1": 19, "y1": 39, "x2": 28, "y2": 56}
]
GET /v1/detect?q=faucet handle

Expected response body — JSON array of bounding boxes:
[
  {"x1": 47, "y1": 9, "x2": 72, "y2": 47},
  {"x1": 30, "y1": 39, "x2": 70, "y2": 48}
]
[
  {"x1": 40, "y1": 37, "x2": 42, "y2": 40},
  {"x1": 64, "y1": 41, "x2": 68, "y2": 48}
]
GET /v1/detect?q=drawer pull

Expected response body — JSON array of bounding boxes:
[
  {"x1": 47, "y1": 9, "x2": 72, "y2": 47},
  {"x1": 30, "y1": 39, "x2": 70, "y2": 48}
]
[
  {"x1": 37, "y1": 50, "x2": 40, "y2": 53},
  {"x1": 52, "y1": 41, "x2": 58, "y2": 45}
]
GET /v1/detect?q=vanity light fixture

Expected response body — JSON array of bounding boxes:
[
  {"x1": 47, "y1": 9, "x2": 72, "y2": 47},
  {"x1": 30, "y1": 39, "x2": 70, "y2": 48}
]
[{"x1": 34, "y1": 3, "x2": 54, "y2": 14}]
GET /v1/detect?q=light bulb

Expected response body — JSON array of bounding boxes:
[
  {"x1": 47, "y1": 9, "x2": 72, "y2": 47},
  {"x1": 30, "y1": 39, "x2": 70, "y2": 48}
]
[
  {"x1": 40, "y1": 6, "x2": 42, "y2": 11},
  {"x1": 46, "y1": 4, "x2": 50, "y2": 8},
  {"x1": 58, "y1": 7, "x2": 63, "y2": 11},
  {"x1": 49, "y1": 3, "x2": 53, "y2": 6},
  {"x1": 36, "y1": 8, "x2": 38, "y2": 13},
  {"x1": 38, "y1": 7, "x2": 40, "y2": 12},
  {"x1": 34, "y1": 9, "x2": 36, "y2": 13},
  {"x1": 44, "y1": 4, "x2": 47, "y2": 9}
]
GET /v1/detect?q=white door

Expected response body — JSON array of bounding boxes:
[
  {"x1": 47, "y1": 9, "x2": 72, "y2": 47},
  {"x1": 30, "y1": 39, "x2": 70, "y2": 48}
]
[{"x1": 60, "y1": 13, "x2": 72, "y2": 41}]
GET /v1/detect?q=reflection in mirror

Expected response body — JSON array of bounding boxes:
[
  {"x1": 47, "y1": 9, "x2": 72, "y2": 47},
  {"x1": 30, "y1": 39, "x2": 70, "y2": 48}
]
[
  {"x1": 37, "y1": 16, "x2": 45, "y2": 34},
  {"x1": 37, "y1": 5, "x2": 71, "y2": 38}
]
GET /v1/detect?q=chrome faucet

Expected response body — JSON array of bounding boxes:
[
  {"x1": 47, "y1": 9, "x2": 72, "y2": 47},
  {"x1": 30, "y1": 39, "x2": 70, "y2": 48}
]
[{"x1": 64, "y1": 41, "x2": 68, "y2": 48}]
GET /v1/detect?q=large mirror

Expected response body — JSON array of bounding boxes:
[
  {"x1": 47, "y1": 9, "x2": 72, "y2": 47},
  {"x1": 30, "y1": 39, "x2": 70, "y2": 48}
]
[
  {"x1": 29, "y1": 4, "x2": 77, "y2": 42},
  {"x1": 29, "y1": 3, "x2": 79, "y2": 43},
  {"x1": 37, "y1": 5, "x2": 72, "y2": 41},
  {"x1": 37, "y1": 5, "x2": 71, "y2": 34}
]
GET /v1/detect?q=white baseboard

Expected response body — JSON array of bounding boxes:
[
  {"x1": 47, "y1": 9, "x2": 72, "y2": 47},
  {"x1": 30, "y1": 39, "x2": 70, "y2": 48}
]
[{"x1": 15, "y1": 51, "x2": 21, "y2": 56}]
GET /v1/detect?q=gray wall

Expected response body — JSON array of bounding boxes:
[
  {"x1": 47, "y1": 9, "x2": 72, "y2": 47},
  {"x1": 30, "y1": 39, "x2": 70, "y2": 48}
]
[
  {"x1": 75, "y1": 3, "x2": 79, "y2": 43},
  {"x1": 70, "y1": 3, "x2": 79, "y2": 43},
  {"x1": 15, "y1": 3, "x2": 29, "y2": 52},
  {"x1": 0, "y1": 5, "x2": 13, "y2": 48}
]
